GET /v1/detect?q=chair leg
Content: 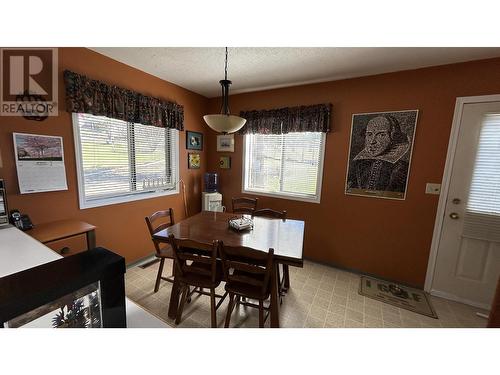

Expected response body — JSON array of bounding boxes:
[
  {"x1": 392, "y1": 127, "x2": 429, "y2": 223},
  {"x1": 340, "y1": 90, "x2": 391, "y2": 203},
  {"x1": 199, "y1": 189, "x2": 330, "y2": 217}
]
[
  {"x1": 210, "y1": 288, "x2": 217, "y2": 328},
  {"x1": 225, "y1": 293, "x2": 235, "y2": 328},
  {"x1": 283, "y1": 265, "x2": 290, "y2": 291},
  {"x1": 168, "y1": 259, "x2": 175, "y2": 283},
  {"x1": 258, "y1": 300, "x2": 264, "y2": 328},
  {"x1": 277, "y1": 264, "x2": 282, "y2": 290},
  {"x1": 154, "y1": 258, "x2": 165, "y2": 293},
  {"x1": 215, "y1": 291, "x2": 229, "y2": 310},
  {"x1": 278, "y1": 264, "x2": 284, "y2": 305},
  {"x1": 175, "y1": 285, "x2": 189, "y2": 325}
]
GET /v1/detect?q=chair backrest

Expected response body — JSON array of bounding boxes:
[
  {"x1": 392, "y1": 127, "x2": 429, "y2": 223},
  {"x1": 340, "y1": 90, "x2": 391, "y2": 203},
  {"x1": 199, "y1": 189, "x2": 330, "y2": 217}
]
[
  {"x1": 253, "y1": 208, "x2": 287, "y2": 220},
  {"x1": 219, "y1": 242, "x2": 274, "y2": 296},
  {"x1": 169, "y1": 234, "x2": 219, "y2": 283},
  {"x1": 232, "y1": 197, "x2": 258, "y2": 214},
  {"x1": 145, "y1": 209, "x2": 174, "y2": 235},
  {"x1": 145, "y1": 209, "x2": 175, "y2": 253}
]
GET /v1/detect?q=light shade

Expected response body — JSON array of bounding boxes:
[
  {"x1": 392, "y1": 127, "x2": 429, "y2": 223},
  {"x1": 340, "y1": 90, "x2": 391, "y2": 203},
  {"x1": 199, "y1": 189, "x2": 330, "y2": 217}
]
[{"x1": 203, "y1": 114, "x2": 247, "y2": 134}]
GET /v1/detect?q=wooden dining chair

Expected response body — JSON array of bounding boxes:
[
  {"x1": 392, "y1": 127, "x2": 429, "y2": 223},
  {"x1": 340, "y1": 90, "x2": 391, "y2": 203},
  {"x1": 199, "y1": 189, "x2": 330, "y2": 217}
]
[
  {"x1": 252, "y1": 208, "x2": 290, "y2": 300},
  {"x1": 253, "y1": 208, "x2": 287, "y2": 220},
  {"x1": 145, "y1": 209, "x2": 176, "y2": 293},
  {"x1": 169, "y1": 234, "x2": 228, "y2": 328},
  {"x1": 232, "y1": 197, "x2": 258, "y2": 215},
  {"x1": 219, "y1": 242, "x2": 274, "y2": 328}
]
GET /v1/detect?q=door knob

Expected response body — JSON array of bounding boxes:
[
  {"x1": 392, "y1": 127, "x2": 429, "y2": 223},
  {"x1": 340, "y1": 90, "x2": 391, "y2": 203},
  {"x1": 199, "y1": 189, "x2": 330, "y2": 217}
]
[
  {"x1": 449, "y1": 212, "x2": 459, "y2": 220},
  {"x1": 452, "y1": 198, "x2": 461, "y2": 204}
]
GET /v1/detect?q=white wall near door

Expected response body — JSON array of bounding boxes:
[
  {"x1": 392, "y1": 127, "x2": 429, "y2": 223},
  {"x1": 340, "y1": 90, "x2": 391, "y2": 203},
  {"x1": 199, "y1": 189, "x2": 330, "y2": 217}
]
[{"x1": 426, "y1": 95, "x2": 500, "y2": 310}]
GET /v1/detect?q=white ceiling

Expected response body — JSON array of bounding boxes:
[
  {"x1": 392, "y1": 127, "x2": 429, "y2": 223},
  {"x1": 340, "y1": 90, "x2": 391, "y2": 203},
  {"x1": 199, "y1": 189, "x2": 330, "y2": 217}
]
[{"x1": 91, "y1": 47, "x2": 500, "y2": 98}]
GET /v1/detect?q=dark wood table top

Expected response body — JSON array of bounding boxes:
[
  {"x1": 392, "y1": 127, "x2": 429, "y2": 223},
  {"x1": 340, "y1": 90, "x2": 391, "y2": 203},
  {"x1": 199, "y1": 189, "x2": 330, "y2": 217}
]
[{"x1": 153, "y1": 211, "x2": 304, "y2": 267}]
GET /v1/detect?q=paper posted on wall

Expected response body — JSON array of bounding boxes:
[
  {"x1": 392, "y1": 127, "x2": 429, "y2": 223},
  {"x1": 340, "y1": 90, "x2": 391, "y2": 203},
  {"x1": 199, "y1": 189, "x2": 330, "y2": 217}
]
[{"x1": 13, "y1": 133, "x2": 68, "y2": 194}]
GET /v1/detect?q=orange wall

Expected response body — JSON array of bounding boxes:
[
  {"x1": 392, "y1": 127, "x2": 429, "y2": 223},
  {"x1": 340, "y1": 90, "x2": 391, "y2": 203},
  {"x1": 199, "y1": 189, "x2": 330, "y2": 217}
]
[
  {"x1": 2, "y1": 49, "x2": 500, "y2": 287},
  {"x1": 0, "y1": 48, "x2": 209, "y2": 263},
  {"x1": 207, "y1": 57, "x2": 500, "y2": 287}
]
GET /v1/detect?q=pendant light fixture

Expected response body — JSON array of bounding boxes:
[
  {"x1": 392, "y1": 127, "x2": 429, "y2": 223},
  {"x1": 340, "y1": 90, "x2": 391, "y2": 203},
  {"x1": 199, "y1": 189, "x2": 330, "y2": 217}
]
[{"x1": 203, "y1": 47, "x2": 246, "y2": 134}]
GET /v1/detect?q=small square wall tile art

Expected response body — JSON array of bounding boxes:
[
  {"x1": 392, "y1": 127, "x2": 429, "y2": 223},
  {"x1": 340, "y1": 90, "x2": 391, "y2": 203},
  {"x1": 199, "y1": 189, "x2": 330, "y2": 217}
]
[
  {"x1": 219, "y1": 156, "x2": 231, "y2": 169},
  {"x1": 188, "y1": 153, "x2": 200, "y2": 169}
]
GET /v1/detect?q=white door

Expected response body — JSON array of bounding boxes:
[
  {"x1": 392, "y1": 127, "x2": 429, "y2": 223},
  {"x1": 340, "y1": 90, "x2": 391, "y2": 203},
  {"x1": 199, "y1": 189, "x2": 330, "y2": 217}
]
[{"x1": 432, "y1": 101, "x2": 500, "y2": 309}]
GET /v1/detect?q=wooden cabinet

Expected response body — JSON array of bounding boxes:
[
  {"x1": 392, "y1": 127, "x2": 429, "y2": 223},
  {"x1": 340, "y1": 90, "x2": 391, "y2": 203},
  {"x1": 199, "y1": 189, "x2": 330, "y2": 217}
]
[
  {"x1": 26, "y1": 219, "x2": 96, "y2": 257},
  {"x1": 45, "y1": 235, "x2": 88, "y2": 257}
]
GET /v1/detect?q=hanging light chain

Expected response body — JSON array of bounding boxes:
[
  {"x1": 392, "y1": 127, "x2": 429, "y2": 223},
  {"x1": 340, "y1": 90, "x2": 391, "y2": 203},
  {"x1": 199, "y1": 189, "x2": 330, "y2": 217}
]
[
  {"x1": 225, "y1": 47, "x2": 228, "y2": 80},
  {"x1": 203, "y1": 46, "x2": 246, "y2": 133}
]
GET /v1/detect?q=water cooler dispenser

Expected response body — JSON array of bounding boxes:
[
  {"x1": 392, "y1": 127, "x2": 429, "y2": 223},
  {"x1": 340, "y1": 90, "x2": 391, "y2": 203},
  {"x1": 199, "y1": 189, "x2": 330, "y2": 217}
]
[{"x1": 202, "y1": 173, "x2": 224, "y2": 212}]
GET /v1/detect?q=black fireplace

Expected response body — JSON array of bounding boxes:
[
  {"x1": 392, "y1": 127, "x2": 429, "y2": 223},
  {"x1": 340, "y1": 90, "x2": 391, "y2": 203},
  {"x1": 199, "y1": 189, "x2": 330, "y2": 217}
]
[{"x1": 0, "y1": 247, "x2": 126, "y2": 328}]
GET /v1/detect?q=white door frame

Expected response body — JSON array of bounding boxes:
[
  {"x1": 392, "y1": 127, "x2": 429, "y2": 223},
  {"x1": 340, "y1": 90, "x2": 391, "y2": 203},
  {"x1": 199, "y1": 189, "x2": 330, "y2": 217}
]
[{"x1": 424, "y1": 94, "x2": 500, "y2": 294}]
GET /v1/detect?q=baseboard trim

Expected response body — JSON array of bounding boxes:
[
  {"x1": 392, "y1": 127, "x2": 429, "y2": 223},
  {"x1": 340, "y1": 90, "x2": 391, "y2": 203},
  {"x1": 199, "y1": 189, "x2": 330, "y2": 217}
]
[
  {"x1": 430, "y1": 289, "x2": 490, "y2": 310},
  {"x1": 126, "y1": 253, "x2": 156, "y2": 270}
]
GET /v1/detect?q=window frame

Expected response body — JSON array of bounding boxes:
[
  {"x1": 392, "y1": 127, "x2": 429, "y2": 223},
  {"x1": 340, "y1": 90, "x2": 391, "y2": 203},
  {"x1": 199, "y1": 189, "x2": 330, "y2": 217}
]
[
  {"x1": 72, "y1": 113, "x2": 179, "y2": 209},
  {"x1": 241, "y1": 132, "x2": 326, "y2": 204}
]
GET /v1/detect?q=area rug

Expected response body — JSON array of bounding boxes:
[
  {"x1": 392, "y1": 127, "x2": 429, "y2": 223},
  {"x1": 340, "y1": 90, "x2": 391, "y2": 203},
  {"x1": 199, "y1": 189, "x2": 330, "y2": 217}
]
[{"x1": 359, "y1": 276, "x2": 438, "y2": 318}]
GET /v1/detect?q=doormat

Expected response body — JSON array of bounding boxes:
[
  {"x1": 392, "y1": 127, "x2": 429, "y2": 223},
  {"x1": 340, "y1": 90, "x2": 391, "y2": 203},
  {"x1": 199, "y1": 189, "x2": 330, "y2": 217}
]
[
  {"x1": 359, "y1": 276, "x2": 438, "y2": 318},
  {"x1": 139, "y1": 258, "x2": 160, "y2": 269}
]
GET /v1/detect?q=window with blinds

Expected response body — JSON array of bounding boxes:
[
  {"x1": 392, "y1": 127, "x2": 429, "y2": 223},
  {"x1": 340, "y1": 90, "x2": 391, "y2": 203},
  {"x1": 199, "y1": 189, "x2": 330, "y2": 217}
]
[
  {"x1": 463, "y1": 113, "x2": 500, "y2": 242},
  {"x1": 243, "y1": 132, "x2": 326, "y2": 202},
  {"x1": 73, "y1": 113, "x2": 178, "y2": 208}
]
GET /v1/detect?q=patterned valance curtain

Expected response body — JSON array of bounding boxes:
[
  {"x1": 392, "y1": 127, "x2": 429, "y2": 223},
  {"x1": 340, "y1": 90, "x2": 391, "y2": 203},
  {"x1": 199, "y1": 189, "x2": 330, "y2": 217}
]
[
  {"x1": 239, "y1": 103, "x2": 331, "y2": 134},
  {"x1": 64, "y1": 70, "x2": 184, "y2": 130}
]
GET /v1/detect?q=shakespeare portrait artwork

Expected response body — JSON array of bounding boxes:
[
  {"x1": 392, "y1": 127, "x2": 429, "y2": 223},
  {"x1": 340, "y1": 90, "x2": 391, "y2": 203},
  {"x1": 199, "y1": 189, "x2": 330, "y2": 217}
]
[{"x1": 345, "y1": 110, "x2": 418, "y2": 200}]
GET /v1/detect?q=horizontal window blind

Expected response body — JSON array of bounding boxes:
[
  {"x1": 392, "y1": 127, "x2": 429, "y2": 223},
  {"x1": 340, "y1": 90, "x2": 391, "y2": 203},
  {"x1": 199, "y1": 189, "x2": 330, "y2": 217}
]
[
  {"x1": 463, "y1": 113, "x2": 500, "y2": 242},
  {"x1": 244, "y1": 132, "x2": 325, "y2": 201},
  {"x1": 133, "y1": 123, "x2": 174, "y2": 192},
  {"x1": 74, "y1": 113, "x2": 177, "y2": 205}
]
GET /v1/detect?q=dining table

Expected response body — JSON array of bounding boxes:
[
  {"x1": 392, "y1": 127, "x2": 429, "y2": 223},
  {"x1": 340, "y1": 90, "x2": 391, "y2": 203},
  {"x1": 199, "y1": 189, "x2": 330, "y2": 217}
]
[{"x1": 152, "y1": 210, "x2": 305, "y2": 328}]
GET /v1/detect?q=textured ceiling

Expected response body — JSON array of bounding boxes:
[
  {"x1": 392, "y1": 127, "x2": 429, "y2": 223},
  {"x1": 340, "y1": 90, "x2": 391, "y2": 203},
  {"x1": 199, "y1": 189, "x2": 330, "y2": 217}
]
[{"x1": 91, "y1": 47, "x2": 500, "y2": 98}]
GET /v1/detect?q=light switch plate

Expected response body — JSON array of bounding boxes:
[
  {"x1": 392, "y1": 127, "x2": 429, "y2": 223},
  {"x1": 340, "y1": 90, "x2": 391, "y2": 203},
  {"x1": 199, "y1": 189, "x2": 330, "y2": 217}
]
[{"x1": 425, "y1": 183, "x2": 441, "y2": 195}]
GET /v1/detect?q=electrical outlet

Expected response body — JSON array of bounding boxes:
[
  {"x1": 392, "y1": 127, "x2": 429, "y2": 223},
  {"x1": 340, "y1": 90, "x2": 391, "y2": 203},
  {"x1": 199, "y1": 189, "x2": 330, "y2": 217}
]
[{"x1": 425, "y1": 183, "x2": 441, "y2": 195}]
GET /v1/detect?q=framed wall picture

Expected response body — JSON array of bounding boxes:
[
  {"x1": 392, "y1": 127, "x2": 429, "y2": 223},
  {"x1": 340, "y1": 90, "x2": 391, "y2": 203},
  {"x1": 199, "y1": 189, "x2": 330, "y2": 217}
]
[
  {"x1": 219, "y1": 156, "x2": 231, "y2": 169},
  {"x1": 186, "y1": 131, "x2": 203, "y2": 150},
  {"x1": 345, "y1": 110, "x2": 419, "y2": 200},
  {"x1": 217, "y1": 134, "x2": 234, "y2": 152},
  {"x1": 188, "y1": 153, "x2": 200, "y2": 169}
]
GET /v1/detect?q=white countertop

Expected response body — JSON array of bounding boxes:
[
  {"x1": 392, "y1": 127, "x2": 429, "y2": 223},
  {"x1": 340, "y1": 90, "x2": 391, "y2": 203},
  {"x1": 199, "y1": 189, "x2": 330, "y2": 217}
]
[
  {"x1": 0, "y1": 226, "x2": 61, "y2": 278},
  {"x1": 0, "y1": 225, "x2": 169, "y2": 328}
]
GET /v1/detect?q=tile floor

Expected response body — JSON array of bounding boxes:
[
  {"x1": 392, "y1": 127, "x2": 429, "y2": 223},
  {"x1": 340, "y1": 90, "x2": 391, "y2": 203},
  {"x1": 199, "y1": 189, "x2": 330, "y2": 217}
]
[{"x1": 125, "y1": 258, "x2": 488, "y2": 328}]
